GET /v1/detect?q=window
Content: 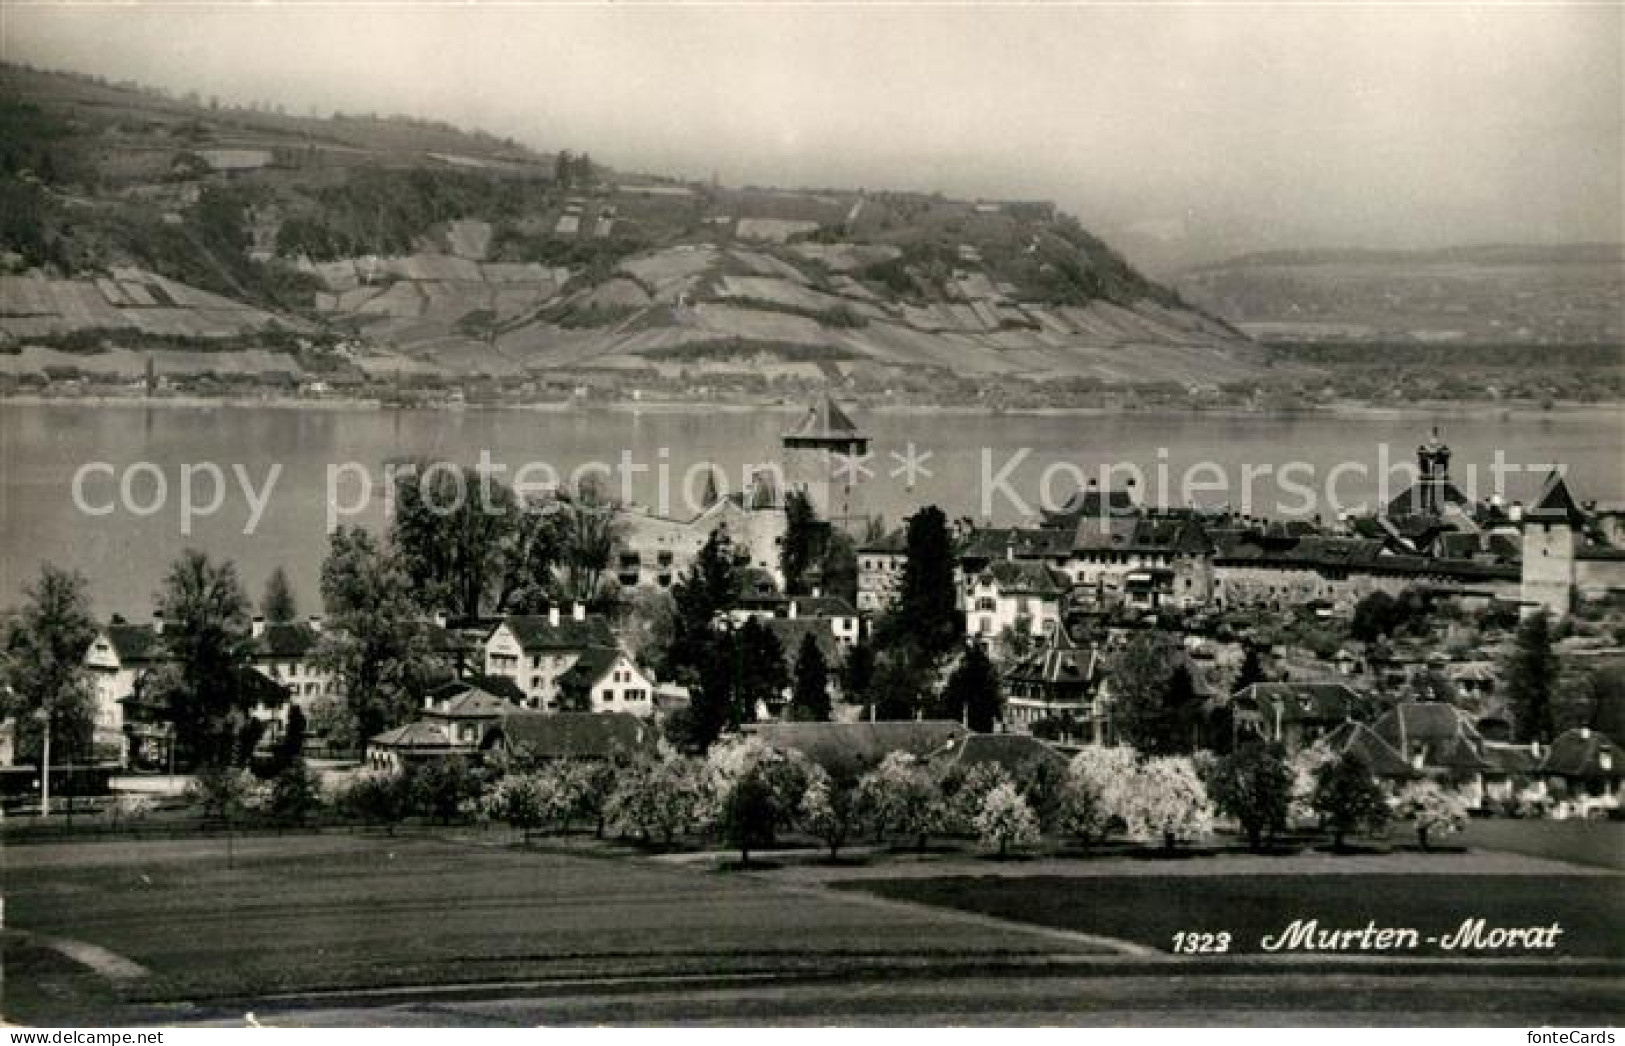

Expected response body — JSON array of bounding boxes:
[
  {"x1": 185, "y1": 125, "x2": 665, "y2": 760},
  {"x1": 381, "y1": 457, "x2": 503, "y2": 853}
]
[
  {"x1": 531, "y1": 676, "x2": 541, "y2": 689},
  {"x1": 601, "y1": 689, "x2": 614, "y2": 703}
]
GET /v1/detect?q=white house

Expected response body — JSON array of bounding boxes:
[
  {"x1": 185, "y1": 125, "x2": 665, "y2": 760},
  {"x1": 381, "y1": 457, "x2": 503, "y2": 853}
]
[
  {"x1": 483, "y1": 606, "x2": 616, "y2": 711},
  {"x1": 964, "y1": 560, "x2": 1069, "y2": 641},
  {"x1": 557, "y1": 647, "x2": 659, "y2": 717}
]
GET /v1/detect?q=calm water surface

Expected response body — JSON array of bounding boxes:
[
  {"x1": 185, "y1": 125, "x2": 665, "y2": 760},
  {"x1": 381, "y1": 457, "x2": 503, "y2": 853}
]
[{"x1": 2, "y1": 402, "x2": 1620, "y2": 615}]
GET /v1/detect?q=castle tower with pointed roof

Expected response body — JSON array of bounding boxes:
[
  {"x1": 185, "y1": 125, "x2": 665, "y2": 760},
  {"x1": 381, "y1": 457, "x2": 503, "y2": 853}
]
[
  {"x1": 782, "y1": 394, "x2": 868, "y2": 531},
  {"x1": 1521, "y1": 469, "x2": 1582, "y2": 617}
]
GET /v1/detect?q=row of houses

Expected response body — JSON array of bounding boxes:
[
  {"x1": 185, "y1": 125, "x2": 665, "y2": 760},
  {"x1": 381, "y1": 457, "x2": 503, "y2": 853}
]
[
  {"x1": 77, "y1": 581, "x2": 865, "y2": 768},
  {"x1": 859, "y1": 463, "x2": 1625, "y2": 645}
]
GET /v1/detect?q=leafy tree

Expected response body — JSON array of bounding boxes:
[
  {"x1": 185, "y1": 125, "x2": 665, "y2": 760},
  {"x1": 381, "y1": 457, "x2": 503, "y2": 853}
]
[
  {"x1": 841, "y1": 634, "x2": 876, "y2": 710},
  {"x1": 940, "y1": 643, "x2": 1002, "y2": 732},
  {"x1": 1121, "y1": 756, "x2": 1213, "y2": 853},
  {"x1": 975, "y1": 782, "x2": 1040, "y2": 858},
  {"x1": 406, "y1": 757, "x2": 482, "y2": 823},
  {"x1": 703, "y1": 737, "x2": 808, "y2": 866},
  {"x1": 155, "y1": 550, "x2": 256, "y2": 769},
  {"x1": 607, "y1": 747, "x2": 707, "y2": 846},
  {"x1": 261, "y1": 566, "x2": 298, "y2": 623},
  {"x1": 1310, "y1": 752, "x2": 1389, "y2": 850},
  {"x1": 1506, "y1": 610, "x2": 1558, "y2": 743},
  {"x1": 554, "y1": 479, "x2": 622, "y2": 605},
  {"x1": 484, "y1": 772, "x2": 550, "y2": 831},
  {"x1": 1233, "y1": 644, "x2": 1267, "y2": 691},
  {"x1": 939, "y1": 761, "x2": 1014, "y2": 835},
  {"x1": 338, "y1": 771, "x2": 410, "y2": 831},
  {"x1": 890, "y1": 506, "x2": 961, "y2": 657},
  {"x1": 268, "y1": 759, "x2": 322, "y2": 824},
  {"x1": 856, "y1": 750, "x2": 942, "y2": 852},
  {"x1": 1208, "y1": 742, "x2": 1294, "y2": 852},
  {"x1": 799, "y1": 765, "x2": 860, "y2": 860},
  {"x1": 188, "y1": 764, "x2": 257, "y2": 821},
  {"x1": 790, "y1": 633, "x2": 832, "y2": 722},
  {"x1": 1351, "y1": 590, "x2": 1399, "y2": 642},
  {"x1": 781, "y1": 489, "x2": 823, "y2": 596},
  {"x1": 1394, "y1": 780, "x2": 1469, "y2": 851},
  {"x1": 733, "y1": 618, "x2": 788, "y2": 722},
  {"x1": 1057, "y1": 745, "x2": 1137, "y2": 847},
  {"x1": 666, "y1": 529, "x2": 739, "y2": 747},
  {"x1": 1, "y1": 564, "x2": 98, "y2": 765},
  {"x1": 869, "y1": 645, "x2": 934, "y2": 721},
  {"x1": 391, "y1": 463, "x2": 520, "y2": 618},
  {"x1": 314, "y1": 527, "x2": 438, "y2": 746},
  {"x1": 817, "y1": 528, "x2": 860, "y2": 606},
  {"x1": 268, "y1": 704, "x2": 307, "y2": 775},
  {"x1": 1110, "y1": 631, "x2": 1181, "y2": 754}
]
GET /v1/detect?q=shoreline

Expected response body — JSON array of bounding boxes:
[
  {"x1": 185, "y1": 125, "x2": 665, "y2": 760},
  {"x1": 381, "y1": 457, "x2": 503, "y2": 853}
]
[{"x1": 2, "y1": 393, "x2": 1621, "y2": 423}]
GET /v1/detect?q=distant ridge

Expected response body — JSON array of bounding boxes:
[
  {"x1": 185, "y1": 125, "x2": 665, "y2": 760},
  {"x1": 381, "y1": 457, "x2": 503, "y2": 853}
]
[{"x1": 0, "y1": 60, "x2": 1268, "y2": 385}]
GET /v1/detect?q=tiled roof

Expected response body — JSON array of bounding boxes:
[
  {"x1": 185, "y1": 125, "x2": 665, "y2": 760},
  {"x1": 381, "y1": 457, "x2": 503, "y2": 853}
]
[
  {"x1": 557, "y1": 646, "x2": 622, "y2": 692},
  {"x1": 1541, "y1": 729, "x2": 1623, "y2": 778},
  {"x1": 369, "y1": 721, "x2": 455, "y2": 751},
  {"x1": 1232, "y1": 682, "x2": 1366, "y2": 723},
  {"x1": 1372, "y1": 702, "x2": 1489, "y2": 771},
  {"x1": 789, "y1": 595, "x2": 859, "y2": 618},
  {"x1": 1005, "y1": 626, "x2": 1099, "y2": 688},
  {"x1": 499, "y1": 614, "x2": 616, "y2": 651},
  {"x1": 495, "y1": 711, "x2": 659, "y2": 760},
  {"x1": 977, "y1": 559, "x2": 1069, "y2": 596},
  {"x1": 859, "y1": 528, "x2": 908, "y2": 554},
  {"x1": 251, "y1": 622, "x2": 320, "y2": 659},
  {"x1": 935, "y1": 732, "x2": 1069, "y2": 778},
  {"x1": 750, "y1": 720, "x2": 969, "y2": 779},
  {"x1": 1527, "y1": 470, "x2": 1585, "y2": 523},
  {"x1": 960, "y1": 527, "x2": 1073, "y2": 562},
  {"x1": 102, "y1": 623, "x2": 167, "y2": 663},
  {"x1": 1480, "y1": 742, "x2": 1542, "y2": 775},
  {"x1": 1319, "y1": 721, "x2": 1415, "y2": 778},
  {"x1": 425, "y1": 684, "x2": 515, "y2": 720}
]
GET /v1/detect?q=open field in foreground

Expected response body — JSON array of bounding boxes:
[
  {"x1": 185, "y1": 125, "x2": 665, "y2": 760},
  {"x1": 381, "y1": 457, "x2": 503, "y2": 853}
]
[{"x1": 4, "y1": 831, "x2": 1621, "y2": 1026}]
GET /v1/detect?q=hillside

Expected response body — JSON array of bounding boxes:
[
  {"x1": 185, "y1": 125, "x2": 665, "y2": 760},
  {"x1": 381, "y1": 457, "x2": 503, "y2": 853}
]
[
  {"x1": 0, "y1": 62, "x2": 1267, "y2": 387},
  {"x1": 1175, "y1": 244, "x2": 1625, "y2": 346}
]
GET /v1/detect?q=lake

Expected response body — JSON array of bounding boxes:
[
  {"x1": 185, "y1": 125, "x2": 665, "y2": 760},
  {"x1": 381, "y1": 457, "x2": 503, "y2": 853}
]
[{"x1": 2, "y1": 401, "x2": 1621, "y2": 616}]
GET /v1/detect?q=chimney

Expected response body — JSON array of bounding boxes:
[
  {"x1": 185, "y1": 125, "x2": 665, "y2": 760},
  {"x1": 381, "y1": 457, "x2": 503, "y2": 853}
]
[
  {"x1": 152, "y1": 611, "x2": 165, "y2": 636},
  {"x1": 432, "y1": 610, "x2": 447, "y2": 629},
  {"x1": 251, "y1": 615, "x2": 266, "y2": 639},
  {"x1": 788, "y1": 599, "x2": 799, "y2": 621},
  {"x1": 308, "y1": 614, "x2": 323, "y2": 633},
  {"x1": 1580, "y1": 726, "x2": 1592, "y2": 740},
  {"x1": 572, "y1": 602, "x2": 586, "y2": 622},
  {"x1": 548, "y1": 606, "x2": 561, "y2": 627},
  {"x1": 1510, "y1": 501, "x2": 1524, "y2": 522},
  {"x1": 424, "y1": 695, "x2": 435, "y2": 710}
]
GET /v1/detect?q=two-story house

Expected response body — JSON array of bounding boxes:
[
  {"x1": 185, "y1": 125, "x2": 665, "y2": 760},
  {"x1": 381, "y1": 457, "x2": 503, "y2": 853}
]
[
  {"x1": 963, "y1": 560, "x2": 1069, "y2": 641},
  {"x1": 556, "y1": 647, "x2": 659, "y2": 717},
  {"x1": 482, "y1": 605, "x2": 616, "y2": 711}
]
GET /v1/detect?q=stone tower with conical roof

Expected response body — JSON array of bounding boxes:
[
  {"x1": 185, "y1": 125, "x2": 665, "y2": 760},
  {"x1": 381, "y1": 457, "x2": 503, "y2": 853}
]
[{"x1": 781, "y1": 394, "x2": 869, "y2": 531}]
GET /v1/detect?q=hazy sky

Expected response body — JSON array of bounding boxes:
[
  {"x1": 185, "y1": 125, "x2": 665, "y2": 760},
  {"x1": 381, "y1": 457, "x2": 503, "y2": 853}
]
[{"x1": 5, "y1": 2, "x2": 1620, "y2": 270}]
